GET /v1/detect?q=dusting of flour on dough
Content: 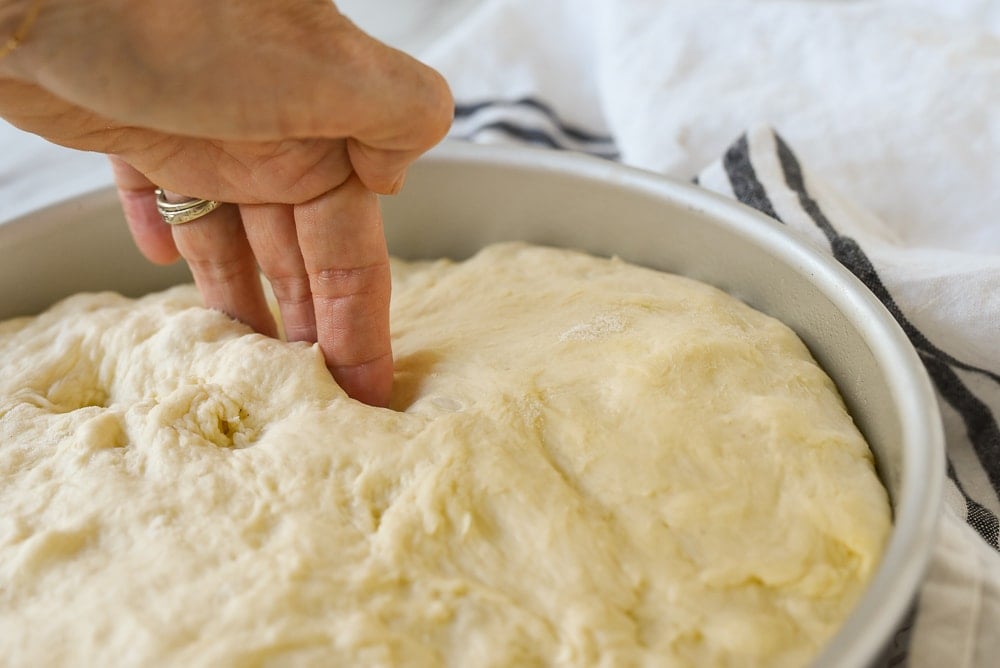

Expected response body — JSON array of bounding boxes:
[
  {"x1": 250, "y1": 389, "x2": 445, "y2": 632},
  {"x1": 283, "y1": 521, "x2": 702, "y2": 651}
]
[
  {"x1": 0, "y1": 242, "x2": 890, "y2": 668},
  {"x1": 559, "y1": 312, "x2": 629, "y2": 342}
]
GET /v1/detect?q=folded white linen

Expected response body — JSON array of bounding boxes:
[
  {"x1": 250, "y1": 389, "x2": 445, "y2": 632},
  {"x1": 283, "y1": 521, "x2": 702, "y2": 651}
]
[{"x1": 426, "y1": 0, "x2": 1000, "y2": 255}]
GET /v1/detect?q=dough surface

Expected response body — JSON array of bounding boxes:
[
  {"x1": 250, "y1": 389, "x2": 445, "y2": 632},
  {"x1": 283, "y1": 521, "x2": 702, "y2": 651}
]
[{"x1": 0, "y1": 243, "x2": 890, "y2": 667}]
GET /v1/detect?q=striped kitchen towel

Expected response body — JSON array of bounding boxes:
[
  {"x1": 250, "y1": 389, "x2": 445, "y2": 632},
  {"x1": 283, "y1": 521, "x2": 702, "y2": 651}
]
[{"x1": 443, "y1": 97, "x2": 1000, "y2": 667}]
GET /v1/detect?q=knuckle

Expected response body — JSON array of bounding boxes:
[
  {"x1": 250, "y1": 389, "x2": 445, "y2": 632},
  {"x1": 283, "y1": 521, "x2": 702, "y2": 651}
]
[
  {"x1": 186, "y1": 255, "x2": 253, "y2": 285},
  {"x1": 267, "y1": 274, "x2": 312, "y2": 307},
  {"x1": 310, "y1": 262, "x2": 388, "y2": 299},
  {"x1": 332, "y1": 350, "x2": 393, "y2": 372}
]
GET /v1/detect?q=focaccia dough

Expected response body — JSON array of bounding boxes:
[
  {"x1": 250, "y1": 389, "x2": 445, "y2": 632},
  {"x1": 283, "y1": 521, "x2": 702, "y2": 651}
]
[{"x1": 0, "y1": 242, "x2": 890, "y2": 667}]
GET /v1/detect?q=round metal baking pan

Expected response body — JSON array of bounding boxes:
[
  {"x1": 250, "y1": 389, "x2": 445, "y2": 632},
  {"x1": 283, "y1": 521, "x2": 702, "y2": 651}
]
[{"x1": 0, "y1": 140, "x2": 944, "y2": 667}]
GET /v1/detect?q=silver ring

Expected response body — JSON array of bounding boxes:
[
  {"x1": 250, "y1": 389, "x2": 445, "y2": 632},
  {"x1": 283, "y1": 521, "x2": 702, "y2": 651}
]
[{"x1": 155, "y1": 188, "x2": 223, "y2": 225}]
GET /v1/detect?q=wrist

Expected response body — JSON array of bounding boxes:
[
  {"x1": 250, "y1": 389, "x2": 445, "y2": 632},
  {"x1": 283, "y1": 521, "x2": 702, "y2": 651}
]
[{"x1": 0, "y1": 0, "x2": 42, "y2": 74}]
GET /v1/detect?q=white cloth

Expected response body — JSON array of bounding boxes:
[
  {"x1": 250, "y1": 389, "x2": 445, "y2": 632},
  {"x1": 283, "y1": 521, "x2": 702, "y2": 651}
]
[
  {"x1": 0, "y1": 122, "x2": 111, "y2": 223},
  {"x1": 1, "y1": 0, "x2": 998, "y2": 665},
  {"x1": 429, "y1": 0, "x2": 1000, "y2": 255},
  {"x1": 421, "y1": 1, "x2": 1000, "y2": 666}
]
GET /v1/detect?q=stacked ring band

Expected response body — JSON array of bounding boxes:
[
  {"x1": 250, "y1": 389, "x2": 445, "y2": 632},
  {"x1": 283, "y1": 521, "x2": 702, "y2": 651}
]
[{"x1": 154, "y1": 188, "x2": 223, "y2": 225}]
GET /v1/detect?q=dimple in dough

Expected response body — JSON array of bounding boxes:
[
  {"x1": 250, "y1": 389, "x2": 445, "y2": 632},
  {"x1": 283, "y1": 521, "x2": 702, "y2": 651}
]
[{"x1": 0, "y1": 243, "x2": 890, "y2": 667}]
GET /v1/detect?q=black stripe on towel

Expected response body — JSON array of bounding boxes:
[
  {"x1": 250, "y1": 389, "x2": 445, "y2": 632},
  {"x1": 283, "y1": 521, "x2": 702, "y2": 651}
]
[
  {"x1": 463, "y1": 121, "x2": 572, "y2": 151},
  {"x1": 764, "y1": 132, "x2": 1000, "y2": 547},
  {"x1": 881, "y1": 603, "x2": 919, "y2": 668},
  {"x1": 774, "y1": 135, "x2": 1000, "y2": 385},
  {"x1": 722, "y1": 134, "x2": 779, "y2": 221},
  {"x1": 924, "y1": 356, "x2": 1000, "y2": 503},
  {"x1": 452, "y1": 97, "x2": 620, "y2": 160},
  {"x1": 454, "y1": 96, "x2": 616, "y2": 145},
  {"x1": 455, "y1": 120, "x2": 619, "y2": 160},
  {"x1": 457, "y1": 121, "x2": 618, "y2": 160},
  {"x1": 947, "y1": 459, "x2": 1000, "y2": 549}
]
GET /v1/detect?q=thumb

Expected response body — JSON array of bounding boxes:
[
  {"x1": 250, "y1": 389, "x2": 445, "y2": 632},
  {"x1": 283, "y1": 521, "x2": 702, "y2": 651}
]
[{"x1": 329, "y1": 25, "x2": 454, "y2": 195}]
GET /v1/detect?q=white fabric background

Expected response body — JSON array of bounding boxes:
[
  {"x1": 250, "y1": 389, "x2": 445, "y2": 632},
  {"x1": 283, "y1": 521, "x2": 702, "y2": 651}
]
[{"x1": 1, "y1": 0, "x2": 997, "y2": 665}]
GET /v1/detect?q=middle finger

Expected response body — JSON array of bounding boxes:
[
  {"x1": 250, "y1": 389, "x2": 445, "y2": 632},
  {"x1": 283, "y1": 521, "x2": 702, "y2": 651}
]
[{"x1": 241, "y1": 203, "x2": 317, "y2": 344}]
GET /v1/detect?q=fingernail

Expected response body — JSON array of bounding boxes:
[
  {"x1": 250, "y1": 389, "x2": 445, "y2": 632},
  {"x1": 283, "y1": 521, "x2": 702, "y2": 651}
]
[{"x1": 160, "y1": 189, "x2": 191, "y2": 204}]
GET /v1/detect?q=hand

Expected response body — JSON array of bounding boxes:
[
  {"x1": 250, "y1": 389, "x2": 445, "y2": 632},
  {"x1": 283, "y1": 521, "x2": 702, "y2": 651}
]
[{"x1": 0, "y1": 0, "x2": 453, "y2": 407}]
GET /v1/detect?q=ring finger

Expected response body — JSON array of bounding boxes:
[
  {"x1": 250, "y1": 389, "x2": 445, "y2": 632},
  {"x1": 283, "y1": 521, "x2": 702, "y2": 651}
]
[{"x1": 165, "y1": 191, "x2": 278, "y2": 339}]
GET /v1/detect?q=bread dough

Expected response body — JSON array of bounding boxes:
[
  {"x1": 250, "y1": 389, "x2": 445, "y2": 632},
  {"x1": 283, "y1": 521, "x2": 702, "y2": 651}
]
[{"x1": 0, "y1": 243, "x2": 890, "y2": 667}]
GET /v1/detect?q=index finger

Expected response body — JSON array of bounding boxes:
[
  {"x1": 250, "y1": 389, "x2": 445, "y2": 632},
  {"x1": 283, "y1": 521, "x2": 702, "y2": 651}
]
[{"x1": 294, "y1": 174, "x2": 393, "y2": 407}]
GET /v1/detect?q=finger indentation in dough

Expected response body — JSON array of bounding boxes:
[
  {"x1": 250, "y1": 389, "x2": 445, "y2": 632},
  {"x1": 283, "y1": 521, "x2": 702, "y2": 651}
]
[{"x1": 147, "y1": 384, "x2": 259, "y2": 449}]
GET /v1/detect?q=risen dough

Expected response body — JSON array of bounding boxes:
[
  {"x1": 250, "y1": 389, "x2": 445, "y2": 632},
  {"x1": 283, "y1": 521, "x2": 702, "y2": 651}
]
[{"x1": 0, "y1": 243, "x2": 889, "y2": 667}]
